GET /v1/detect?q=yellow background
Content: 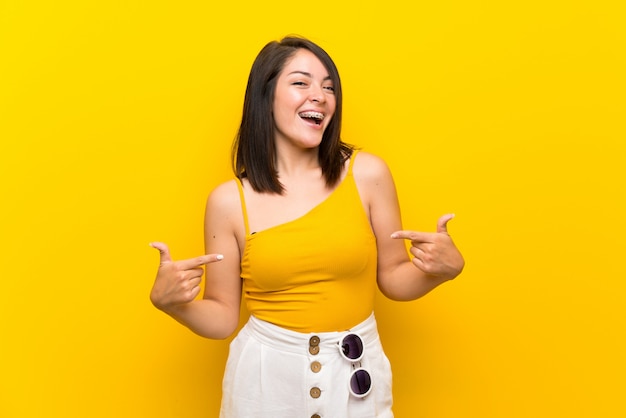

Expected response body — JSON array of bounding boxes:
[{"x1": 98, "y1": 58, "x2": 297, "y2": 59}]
[{"x1": 1, "y1": 1, "x2": 624, "y2": 417}]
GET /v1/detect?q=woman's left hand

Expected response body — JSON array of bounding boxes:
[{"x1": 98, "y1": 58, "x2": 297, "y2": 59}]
[{"x1": 391, "y1": 214, "x2": 465, "y2": 280}]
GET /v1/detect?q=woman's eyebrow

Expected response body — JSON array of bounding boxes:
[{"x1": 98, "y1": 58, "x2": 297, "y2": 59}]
[
  {"x1": 288, "y1": 70, "x2": 312, "y2": 77},
  {"x1": 288, "y1": 71, "x2": 332, "y2": 81}
]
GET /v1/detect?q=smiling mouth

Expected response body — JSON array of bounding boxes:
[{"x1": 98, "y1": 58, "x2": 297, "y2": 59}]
[{"x1": 298, "y1": 111, "x2": 325, "y2": 125}]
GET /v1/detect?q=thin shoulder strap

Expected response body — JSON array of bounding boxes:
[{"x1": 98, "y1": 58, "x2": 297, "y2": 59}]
[
  {"x1": 234, "y1": 178, "x2": 250, "y2": 236},
  {"x1": 348, "y1": 149, "x2": 359, "y2": 175}
]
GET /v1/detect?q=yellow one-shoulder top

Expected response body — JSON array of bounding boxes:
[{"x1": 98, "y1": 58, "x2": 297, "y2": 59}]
[{"x1": 236, "y1": 151, "x2": 378, "y2": 332}]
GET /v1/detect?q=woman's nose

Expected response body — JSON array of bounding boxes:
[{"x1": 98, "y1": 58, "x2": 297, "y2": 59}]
[{"x1": 309, "y1": 85, "x2": 325, "y2": 103}]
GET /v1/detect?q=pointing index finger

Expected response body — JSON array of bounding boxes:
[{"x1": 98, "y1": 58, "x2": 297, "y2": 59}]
[
  {"x1": 178, "y1": 254, "x2": 224, "y2": 270},
  {"x1": 390, "y1": 230, "x2": 432, "y2": 243}
]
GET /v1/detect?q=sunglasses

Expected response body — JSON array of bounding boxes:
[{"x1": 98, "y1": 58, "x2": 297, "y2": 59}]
[{"x1": 338, "y1": 333, "x2": 372, "y2": 398}]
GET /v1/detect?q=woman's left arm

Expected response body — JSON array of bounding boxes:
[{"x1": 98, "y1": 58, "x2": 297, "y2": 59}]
[{"x1": 354, "y1": 152, "x2": 465, "y2": 301}]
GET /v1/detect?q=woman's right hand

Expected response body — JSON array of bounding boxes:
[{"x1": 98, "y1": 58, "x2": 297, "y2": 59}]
[{"x1": 149, "y1": 242, "x2": 224, "y2": 312}]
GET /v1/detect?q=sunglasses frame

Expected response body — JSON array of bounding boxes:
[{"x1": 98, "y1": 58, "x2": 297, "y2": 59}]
[
  {"x1": 338, "y1": 332, "x2": 372, "y2": 398},
  {"x1": 349, "y1": 363, "x2": 373, "y2": 398},
  {"x1": 338, "y1": 332, "x2": 365, "y2": 362}
]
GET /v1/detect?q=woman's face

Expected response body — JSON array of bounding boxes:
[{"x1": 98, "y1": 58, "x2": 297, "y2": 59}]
[{"x1": 272, "y1": 49, "x2": 336, "y2": 152}]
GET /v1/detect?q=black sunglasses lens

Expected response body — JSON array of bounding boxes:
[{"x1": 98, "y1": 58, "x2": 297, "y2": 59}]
[
  {"x1": 341, "y1": 334, "x2": 364, "y2": 360},
  {"x1": 350, "y1": 369, "x2": 372, "y2": 396}
]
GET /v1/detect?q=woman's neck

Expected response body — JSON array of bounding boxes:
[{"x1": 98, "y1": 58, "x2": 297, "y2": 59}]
[{"x1": 275, "y1": 147, "x2": 320, "y2": 178}]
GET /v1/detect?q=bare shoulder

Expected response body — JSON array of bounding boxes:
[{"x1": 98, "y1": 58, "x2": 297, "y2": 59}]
[
  {"x1": 352, "y1": 151, "x2": 398, "y2": 216},
  {"x1": 353, "y1": 151, "x2": 394, "y2": 184},
  {"x1": 206, "y1": 179, "x2": 241, "y2": 215},
  {"x1": 205, "y1": 179, "x2": 246, "y2": 247}
]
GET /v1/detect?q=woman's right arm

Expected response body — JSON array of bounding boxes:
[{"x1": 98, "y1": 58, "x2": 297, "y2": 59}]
[{"x1": 149, "y1": 181, "x2": 243, "y2": 340}]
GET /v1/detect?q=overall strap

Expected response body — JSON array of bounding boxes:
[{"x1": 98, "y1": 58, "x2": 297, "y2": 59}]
[
  {"x1": 347, "y1": 149, "x2": 359, "y2": 175},
  {"x1": 235, "y1": 178, "x2": 250, "y2": 236}
]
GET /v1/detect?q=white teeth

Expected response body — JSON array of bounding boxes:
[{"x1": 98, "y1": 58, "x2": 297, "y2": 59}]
[{"x1": 299, "y1": 111, "x2": 325, "y2": 121}]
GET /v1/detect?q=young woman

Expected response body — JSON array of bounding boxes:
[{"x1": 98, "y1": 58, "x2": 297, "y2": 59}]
[{"x1": 149, "y1": 36, "x2": 464, "y2": 418}]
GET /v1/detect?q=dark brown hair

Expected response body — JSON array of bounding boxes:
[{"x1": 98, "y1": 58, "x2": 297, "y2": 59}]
[{"x1": 232, "y1": 36, "x2": 353, "y2": 194}]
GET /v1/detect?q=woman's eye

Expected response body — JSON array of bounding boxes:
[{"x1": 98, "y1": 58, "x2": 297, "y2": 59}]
[
  {"x1": 324, "y1": 85, "x2": 335, "y2": 92},
  {"x1": 292, "y1": 81, "x2": 307, "y2": 86}
]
